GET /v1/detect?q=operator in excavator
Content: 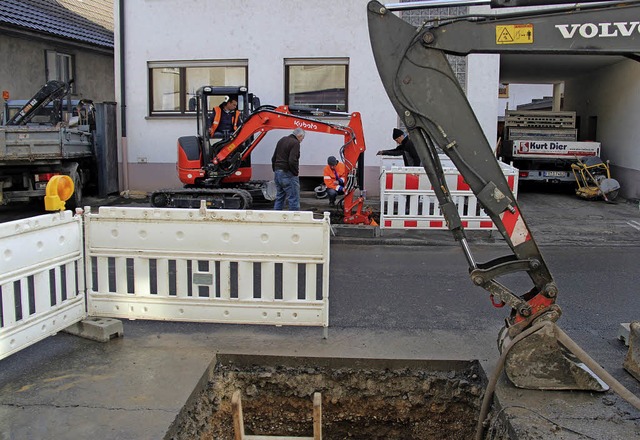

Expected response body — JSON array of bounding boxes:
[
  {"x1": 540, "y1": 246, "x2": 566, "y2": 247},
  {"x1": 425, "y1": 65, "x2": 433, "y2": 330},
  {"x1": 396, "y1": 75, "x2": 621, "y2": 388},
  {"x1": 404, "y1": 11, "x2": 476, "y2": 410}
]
[
  {"x1": 323, "y1": 156, "x2": 347, "y2": 206},
  {"x1": 208, "y1": 95, "x2": 241, "y2": 139},
  {"x1": 376, "y1": 128, "x2": 421, "y2": 166}
]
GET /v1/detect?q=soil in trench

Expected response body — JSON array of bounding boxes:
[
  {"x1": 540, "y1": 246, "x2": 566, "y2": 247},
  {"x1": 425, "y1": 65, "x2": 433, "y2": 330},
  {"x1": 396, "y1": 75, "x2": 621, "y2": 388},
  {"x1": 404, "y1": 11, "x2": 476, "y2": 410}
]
[{"x1": 170, "y1": 356, "x2": 486, "y2": 440}]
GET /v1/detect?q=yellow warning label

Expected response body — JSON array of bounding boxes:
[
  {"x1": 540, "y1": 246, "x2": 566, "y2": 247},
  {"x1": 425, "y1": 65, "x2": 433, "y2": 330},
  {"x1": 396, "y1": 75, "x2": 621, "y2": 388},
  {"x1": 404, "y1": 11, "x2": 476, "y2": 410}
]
[{"x1": 496, "y1": 24, "x2": 534, "y2": 45}]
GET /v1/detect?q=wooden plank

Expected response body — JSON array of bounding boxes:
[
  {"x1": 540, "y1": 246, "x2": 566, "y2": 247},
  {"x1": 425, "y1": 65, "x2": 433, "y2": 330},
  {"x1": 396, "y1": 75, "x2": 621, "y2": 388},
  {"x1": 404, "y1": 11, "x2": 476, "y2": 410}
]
[
  {"x1": 245, "y1": 436, "x2": 313, "y2": 440},
  {"x1": 232, "y1": 390, "x2": 244, "y2": 440},
  {"x1": 313, "y1": 392, "x2": 322, "y2": 440},
  {"x1": 233, "y1": 390, "x2": 321, "y2": 440}
]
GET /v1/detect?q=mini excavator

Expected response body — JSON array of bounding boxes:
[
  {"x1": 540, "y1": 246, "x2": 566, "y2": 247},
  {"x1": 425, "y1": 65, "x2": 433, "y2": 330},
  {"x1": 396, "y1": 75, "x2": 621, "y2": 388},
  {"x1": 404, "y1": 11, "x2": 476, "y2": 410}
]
[{"x1": 150, "y1": 86, "x2": 375, "y2": 225}]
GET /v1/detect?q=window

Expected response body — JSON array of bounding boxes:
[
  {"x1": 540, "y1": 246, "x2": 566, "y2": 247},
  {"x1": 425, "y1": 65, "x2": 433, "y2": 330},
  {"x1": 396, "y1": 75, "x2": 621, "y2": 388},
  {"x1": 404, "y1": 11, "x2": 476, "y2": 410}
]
[
  {"x1": 46, "y1": 50, "x2": 76, "y2": 93},
  {"x1": 285, "y1": 58, "x2": 348, "y2": 112},
  {"x1": 148, "y1": 60, "x2": 248, "y2": 116}
]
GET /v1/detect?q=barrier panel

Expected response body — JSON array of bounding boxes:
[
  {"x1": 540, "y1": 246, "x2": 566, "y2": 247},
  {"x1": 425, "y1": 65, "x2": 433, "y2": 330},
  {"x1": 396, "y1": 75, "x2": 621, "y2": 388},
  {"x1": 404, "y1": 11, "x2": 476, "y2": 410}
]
[
  {"x1": 379, "y1": 161, "x2": 519, "y2": 230},
  {"x1": 84, "y1": 207, "x2": 331, "y2": 328},
  {"x1": 0, "y1": 211, "x2": 85, "y2": 360}
]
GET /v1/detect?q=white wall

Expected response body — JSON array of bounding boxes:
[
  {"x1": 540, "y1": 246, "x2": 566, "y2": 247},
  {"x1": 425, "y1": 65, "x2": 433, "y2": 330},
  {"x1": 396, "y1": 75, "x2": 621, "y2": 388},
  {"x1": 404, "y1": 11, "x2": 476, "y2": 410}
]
[
  {"x1": 116, "y1": 0, "x2": 501, "y2": 195},
  {"x1": 564, "y1": 59, "x2": 640, "y2": 198},
  {"x1": 467, "y1": 54, "x2": 500, "y2": 150},
  {"x1": 116, "y1": 0, "x2": 398, "y2": 193}
]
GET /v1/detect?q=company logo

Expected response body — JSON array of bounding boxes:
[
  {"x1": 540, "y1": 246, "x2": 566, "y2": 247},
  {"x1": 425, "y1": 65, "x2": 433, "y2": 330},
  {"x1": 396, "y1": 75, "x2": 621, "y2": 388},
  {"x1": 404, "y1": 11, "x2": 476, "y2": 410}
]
[
  {"x1": 293, "y1": 120, "x2": 318, "y2": 130},
  {"x1": 517, "y1": 141, "x2": 568, "y2": 152},
  {"x1": 555, "y1": 22, "x2": 640, "y2": 39}
]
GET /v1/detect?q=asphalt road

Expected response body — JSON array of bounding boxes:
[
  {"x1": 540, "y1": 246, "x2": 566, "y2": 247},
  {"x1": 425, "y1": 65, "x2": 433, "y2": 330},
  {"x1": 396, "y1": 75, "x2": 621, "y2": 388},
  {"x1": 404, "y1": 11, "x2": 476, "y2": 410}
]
[{"x1": 330, "y1": 243, "x2": 640, "y2": 392}]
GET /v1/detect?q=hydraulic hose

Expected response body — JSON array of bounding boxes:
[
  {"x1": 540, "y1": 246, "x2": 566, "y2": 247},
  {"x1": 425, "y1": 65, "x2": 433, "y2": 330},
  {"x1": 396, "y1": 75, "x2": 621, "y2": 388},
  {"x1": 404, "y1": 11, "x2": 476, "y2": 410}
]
[
  {"x1": 474, "y1": 321, "x2": 549, "y2": 440},
  {"x1": 475, "y1": 322, "x2": 640, "y2": 440}
]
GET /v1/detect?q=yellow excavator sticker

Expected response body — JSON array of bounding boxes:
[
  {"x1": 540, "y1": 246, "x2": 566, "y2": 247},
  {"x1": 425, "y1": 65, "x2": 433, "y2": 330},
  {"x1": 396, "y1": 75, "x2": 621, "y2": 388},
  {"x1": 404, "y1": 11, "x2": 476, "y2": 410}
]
[{"x1": 496, "y1": 24, "x2": 534, "y2": 44}]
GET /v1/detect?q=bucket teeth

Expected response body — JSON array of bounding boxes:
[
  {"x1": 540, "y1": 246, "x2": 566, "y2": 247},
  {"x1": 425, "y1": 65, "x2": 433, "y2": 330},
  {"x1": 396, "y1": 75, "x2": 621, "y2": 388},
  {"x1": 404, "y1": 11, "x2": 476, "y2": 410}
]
[{"x1": 501, "y1": 324, "x2": 609, "y2": 391}]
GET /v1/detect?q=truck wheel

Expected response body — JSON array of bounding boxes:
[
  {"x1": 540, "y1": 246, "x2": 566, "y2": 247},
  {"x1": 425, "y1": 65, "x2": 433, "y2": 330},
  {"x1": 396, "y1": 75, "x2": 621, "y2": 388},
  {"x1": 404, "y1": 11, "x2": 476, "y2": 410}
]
[{"x1": 66, "y1": 170, "x2": 82, "y2": 210}]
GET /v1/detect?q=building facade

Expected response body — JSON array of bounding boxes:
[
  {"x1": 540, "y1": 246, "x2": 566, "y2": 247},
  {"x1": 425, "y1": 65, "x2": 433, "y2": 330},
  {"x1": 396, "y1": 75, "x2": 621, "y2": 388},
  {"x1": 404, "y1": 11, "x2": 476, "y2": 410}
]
[
  {"x1": 115, "y1": 1, "x2": 639, "y2": 199},
  {"x1": 0, "y1": 0, "x2": 115, "y2": 106}
]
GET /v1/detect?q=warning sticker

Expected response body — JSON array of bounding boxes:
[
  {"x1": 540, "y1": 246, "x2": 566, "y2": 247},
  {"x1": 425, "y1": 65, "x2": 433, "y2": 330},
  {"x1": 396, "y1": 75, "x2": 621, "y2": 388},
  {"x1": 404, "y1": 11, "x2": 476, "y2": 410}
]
[{"x1": 496, "y1": 24, "x2": 534, "y2": 44}]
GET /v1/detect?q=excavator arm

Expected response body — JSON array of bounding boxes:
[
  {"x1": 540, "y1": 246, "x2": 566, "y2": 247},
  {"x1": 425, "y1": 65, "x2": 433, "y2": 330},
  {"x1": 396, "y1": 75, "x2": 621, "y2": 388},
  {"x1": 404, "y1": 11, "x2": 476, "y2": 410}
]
[
  {"x1": 367, "y1": 0, "x2": 640, "y2": 390},
  {"x1": 210, "y1": 106, "x2": 373, "y2": 225}
]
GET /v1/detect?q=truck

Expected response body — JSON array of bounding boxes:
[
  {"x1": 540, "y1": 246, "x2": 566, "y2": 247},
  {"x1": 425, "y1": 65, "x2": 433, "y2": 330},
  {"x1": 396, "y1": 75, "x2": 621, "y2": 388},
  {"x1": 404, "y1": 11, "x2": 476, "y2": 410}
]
[
  {"x1": 500, "y1": 109, "x2": 601, "y2": 183},
  {"x1": 367, "y1": 0, "x2": 640, "y2": 399},
  {"x1": 0, "y1": 80, "x2": 116, "y2": 209}
]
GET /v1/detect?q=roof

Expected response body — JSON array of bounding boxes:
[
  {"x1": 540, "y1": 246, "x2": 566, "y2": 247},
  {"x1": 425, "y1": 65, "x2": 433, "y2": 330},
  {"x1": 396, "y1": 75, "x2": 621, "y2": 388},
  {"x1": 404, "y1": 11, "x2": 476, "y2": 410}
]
[{"x1": 0, "y1": 0, "x2": 113, "y2": 49}]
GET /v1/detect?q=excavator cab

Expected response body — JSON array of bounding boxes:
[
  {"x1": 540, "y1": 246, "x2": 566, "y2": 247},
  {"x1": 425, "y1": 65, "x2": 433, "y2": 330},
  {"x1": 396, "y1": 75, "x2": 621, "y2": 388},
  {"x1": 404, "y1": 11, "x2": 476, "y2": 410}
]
[{"x1": 178, "y1": 86, "x2": 258, "y2": 188}]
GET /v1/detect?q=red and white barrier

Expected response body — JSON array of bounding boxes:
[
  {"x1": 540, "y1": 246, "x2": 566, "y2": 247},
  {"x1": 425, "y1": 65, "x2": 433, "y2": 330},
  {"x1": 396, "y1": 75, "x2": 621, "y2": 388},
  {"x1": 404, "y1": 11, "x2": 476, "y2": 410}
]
[{"x1": 379, "y1": 162, "x2": 518, "y2": 230}]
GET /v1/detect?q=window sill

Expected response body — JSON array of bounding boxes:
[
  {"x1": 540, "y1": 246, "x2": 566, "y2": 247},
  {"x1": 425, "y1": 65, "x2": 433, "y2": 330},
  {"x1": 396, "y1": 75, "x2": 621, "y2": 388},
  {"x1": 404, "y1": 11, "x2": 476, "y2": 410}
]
[{"x1": 146, "y1": 114, "x2": 197, "y2": 120}]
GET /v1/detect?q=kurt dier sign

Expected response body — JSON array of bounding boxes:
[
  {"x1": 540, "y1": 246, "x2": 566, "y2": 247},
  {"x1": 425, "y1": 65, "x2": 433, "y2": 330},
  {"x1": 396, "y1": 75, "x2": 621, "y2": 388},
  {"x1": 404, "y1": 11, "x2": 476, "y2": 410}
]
[{"x1": 512, "y1": 140, "x2": 600, "y2": 159}]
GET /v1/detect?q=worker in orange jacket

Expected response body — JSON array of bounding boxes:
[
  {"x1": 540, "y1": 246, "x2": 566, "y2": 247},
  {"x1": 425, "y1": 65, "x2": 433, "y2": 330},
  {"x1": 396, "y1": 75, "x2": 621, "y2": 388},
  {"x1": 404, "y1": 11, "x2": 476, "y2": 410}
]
[
  {"x1": 323, "y1": 156, "x2": 347, "y2": 206},
  {"x1": 208, "y1": 96, "x2": 241, "y2": 138}
]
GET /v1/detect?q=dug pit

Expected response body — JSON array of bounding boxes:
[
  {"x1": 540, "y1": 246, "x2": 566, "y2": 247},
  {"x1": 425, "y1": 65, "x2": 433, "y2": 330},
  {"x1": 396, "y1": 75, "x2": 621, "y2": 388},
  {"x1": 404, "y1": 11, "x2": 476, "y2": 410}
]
[{"x1": 168, "y1": 354, "x2": 488, "y2": 440}]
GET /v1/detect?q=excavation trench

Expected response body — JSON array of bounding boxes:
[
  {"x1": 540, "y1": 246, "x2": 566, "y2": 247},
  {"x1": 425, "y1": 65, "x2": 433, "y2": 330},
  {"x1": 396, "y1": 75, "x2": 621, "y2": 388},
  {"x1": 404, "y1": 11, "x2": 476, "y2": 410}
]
[{"x1": 168, "y1": 354, "x2": 490, "y2": 440}]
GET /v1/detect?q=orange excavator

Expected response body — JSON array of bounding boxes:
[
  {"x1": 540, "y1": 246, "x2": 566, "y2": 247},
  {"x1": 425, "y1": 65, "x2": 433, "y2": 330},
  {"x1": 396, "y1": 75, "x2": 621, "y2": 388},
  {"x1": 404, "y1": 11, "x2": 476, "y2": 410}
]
[{"x1": 150, "y1": 86, "x2": 375, "y2": 225}]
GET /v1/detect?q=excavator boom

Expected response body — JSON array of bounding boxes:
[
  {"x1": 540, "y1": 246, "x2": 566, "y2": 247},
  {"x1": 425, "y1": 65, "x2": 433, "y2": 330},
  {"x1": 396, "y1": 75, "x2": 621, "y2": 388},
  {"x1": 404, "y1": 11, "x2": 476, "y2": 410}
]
[{"x1": 367, "y1": 0, "x2": 639, "y2": 390}]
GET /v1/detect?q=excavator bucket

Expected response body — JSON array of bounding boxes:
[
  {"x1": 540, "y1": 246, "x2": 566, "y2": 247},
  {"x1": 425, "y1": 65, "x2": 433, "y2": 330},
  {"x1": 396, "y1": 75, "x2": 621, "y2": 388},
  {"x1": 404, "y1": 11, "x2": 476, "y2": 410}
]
[{"x1": 500, "y1": 324, "x2": 609, "y2": 391}]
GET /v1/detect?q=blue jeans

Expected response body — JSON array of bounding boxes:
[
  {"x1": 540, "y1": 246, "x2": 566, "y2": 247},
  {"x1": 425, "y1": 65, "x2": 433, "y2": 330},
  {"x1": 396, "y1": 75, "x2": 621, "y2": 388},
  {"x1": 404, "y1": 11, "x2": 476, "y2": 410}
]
[
  {"x1": 273, "y1": 169, "x2": 300, "y2": 210},
  {"x1": 326, "y1": 187, "x2": 344, "y2": 204}
]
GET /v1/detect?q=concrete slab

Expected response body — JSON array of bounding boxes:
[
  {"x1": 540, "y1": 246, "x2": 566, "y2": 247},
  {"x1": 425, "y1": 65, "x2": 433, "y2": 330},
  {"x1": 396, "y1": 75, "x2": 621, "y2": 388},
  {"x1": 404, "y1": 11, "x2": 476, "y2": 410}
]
[
  {"x1": 63, "y1": 317, "x2": 124, "y2": 342},
  {"x1": 624, "y1": 322, "x2": 640, "y2": 383},
  {"x1": 619, "y1": 322, "x2": 631, "y2": 346}
]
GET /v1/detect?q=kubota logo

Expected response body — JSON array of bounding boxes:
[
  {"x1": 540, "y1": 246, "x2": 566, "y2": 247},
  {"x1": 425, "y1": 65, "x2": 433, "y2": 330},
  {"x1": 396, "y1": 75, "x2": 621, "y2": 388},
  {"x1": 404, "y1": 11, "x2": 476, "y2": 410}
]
[{"x1": 555, "y1": 21, "x2": 640, "y2": 39}]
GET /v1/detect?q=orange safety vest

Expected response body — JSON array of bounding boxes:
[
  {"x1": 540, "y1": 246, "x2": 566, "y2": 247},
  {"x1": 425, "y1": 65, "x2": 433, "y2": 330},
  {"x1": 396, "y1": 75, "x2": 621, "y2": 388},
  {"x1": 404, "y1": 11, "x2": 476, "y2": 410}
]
[
  {"x1": 209, "y1": 106, "x2": 241, "y2": 137},
  {"x1": 323, "y1": 162, "x2": 347, "y2": 191}
]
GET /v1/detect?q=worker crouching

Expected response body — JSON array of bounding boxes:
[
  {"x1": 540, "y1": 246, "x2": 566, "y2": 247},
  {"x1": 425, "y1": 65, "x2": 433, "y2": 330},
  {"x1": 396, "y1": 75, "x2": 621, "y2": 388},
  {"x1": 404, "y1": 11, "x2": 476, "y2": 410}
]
[{"x1": 323, "y1": 156, "x2": 347, "y2": 206}]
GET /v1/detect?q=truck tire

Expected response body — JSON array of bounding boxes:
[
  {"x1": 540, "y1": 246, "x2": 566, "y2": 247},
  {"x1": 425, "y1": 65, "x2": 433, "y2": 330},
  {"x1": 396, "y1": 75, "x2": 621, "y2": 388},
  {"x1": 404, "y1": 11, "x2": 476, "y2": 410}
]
[{"x1": 66, "y1": 169, "x2": 83, "y2": 211}]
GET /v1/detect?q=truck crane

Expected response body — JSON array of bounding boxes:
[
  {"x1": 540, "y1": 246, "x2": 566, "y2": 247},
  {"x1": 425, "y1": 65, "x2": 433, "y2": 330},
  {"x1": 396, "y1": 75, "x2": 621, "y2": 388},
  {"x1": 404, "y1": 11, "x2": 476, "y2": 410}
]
[
  {"x1": 367, "y1": 0, "x2": 640, "y2": 390},
  {"x1": 150, "y1": 86, "x2": 375, "y2": 225}
]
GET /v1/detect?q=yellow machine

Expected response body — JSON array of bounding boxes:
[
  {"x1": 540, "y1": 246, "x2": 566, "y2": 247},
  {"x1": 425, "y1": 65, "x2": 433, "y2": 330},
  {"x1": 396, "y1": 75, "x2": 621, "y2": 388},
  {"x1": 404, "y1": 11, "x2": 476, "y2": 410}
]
[{"x1": 571, "y1": 156, "x2": 620, "y2": 202}]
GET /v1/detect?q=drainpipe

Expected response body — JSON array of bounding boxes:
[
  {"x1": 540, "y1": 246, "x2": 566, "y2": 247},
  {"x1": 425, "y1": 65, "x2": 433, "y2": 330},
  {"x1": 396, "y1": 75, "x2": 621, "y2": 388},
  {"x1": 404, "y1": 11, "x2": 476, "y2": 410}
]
[{"x1": 118, "y1": 0, "x2": 129, "y2": 191}]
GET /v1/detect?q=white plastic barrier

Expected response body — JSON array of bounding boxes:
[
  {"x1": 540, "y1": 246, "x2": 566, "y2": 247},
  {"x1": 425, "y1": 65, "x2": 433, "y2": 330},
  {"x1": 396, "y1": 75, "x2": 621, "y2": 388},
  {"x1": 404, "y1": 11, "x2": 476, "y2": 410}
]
[
  {"x1": 0, "y1": 211, "x2": 85, "y2": 360},
  {"x1": 84, "y1": 207, "x2": 331, "y2": 328},
  {"x1": 380, "y1": 162, "x2": 519, "y2": 230}
]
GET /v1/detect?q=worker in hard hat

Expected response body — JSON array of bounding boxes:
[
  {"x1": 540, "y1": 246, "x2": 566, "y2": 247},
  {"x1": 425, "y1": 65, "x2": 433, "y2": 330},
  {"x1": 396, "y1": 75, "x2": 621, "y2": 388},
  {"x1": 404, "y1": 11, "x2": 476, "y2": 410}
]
[
  {"x1": 323, "y1": 156, "x2": 347, "y2": 206},
  {"x1": 209, "y1": 95, "x2": 241, "y2": 139}
]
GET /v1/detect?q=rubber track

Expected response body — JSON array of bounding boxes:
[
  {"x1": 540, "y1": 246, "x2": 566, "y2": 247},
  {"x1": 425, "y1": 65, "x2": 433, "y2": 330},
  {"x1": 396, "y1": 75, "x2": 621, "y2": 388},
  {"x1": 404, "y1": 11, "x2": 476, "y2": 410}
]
[{"x1": 150, "y1": 188, "x2": 253, "y2": 209}]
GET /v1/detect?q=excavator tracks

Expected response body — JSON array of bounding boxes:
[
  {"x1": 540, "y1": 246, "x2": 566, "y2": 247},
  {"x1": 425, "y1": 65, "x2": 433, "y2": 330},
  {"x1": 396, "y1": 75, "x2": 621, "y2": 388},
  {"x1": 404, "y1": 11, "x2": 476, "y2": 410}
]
[{"x1": 150, "y1": 188, "x2": 253, "y2": 209}]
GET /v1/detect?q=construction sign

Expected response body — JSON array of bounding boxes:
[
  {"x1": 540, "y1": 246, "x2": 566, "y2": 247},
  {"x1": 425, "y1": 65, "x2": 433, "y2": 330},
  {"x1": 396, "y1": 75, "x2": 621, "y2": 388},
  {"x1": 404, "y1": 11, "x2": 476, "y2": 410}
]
[{"x1": 496, "y1": 24, "x2": 534, "y2": 44}]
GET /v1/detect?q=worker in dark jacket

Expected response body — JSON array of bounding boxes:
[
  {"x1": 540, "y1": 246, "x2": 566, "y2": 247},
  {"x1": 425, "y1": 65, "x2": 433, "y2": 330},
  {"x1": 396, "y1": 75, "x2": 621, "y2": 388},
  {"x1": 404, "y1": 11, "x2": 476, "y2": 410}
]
[
  {"x1": 271, "y1": 128, "x2": 306, "y2": 210},
  {"x1": 376, "y1": 128, "x2": 421, "y2": 166},
  {"x1": 208, "y1": 96, "x2": 241, "y2": 138}
]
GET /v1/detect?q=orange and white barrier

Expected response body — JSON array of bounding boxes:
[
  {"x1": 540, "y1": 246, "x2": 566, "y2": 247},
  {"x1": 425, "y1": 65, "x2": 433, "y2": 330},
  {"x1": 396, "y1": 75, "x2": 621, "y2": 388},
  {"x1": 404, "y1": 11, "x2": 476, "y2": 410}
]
[{"x1": 379, "y1": 162, "x2": 518, "y2": 230}]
